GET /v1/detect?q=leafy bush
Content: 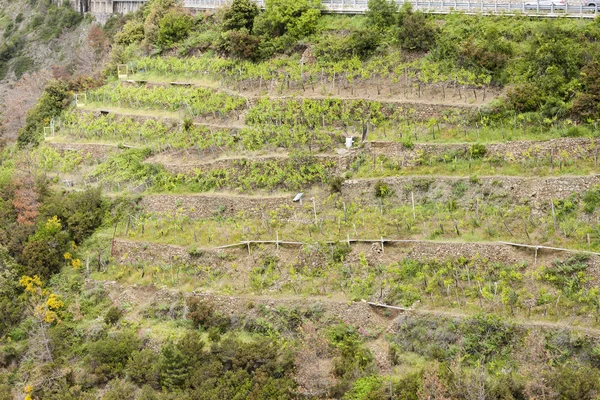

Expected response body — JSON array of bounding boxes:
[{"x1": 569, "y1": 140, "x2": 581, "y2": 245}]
[
  {"x1": 103, "y1": 379, "x2": 137, "y2": 400},
  {"x1": 461, "y1": 314, "x2": 516, "y2": 362},
  {"x1": 39, "y1": 3, "x2": 83, "y2": 40},
  {"x1": 366, "y1": 0, "x2": 397, "y2": 30},
  {"x1": 220, "y1": 28, "x2": 261, "y2": 60},
  {"x1": 186, "y1": 297, "x2": 225, "y2": 329},
  {"x1": 89, "y1": 331, "x2": 141, "y2": 381},
  {"x1": 547, "y1": 363, "x2": 600, "y2": 400},
  {"x1": 40, "y1": 187, "x2": 107, "y2": 244},
  {"x1": 157, "y1": 10, "x2": 194, "y2": 48},
  {"x1": 160, "y1": 341, "x2": 189, "y2": 390},
  {"x1": 115, "y1": 20, "x2": 145, "y2": 45},
  {"x1": 222, "y1": 0, "x2": 259, "y2": 31},
  {"x1": 562, "y1": 125, "x2": 590, "y2": 138},
  {"x1": 12, "y1": 56, "x2": 34, "y2": 78},
  {"x1": 329, "y1": 176, "x2": 344, "y2": 193},
  {"x1": 126, "y1": 349, "x2": 160, "y2": 388},
  {"x1": 506, "y1": 83, "x2": 543, "y2": 113},
  {"x1": 332, "y1": 242, "x2": 351, "y2": 263},
  {"x1": 374, "y1": 180, "x2": 393, "y2": 198},
  {"x1": 582, "y1": 186, "x2": 600, "y2": 214},
  {"x1": 104, "y1": 306, "x2": 122, "y2": 325},
  {"x1": 469, "y1": 143, "x2": 487, "y2": 159},
  {"x1": 396, "y1": 3, "x2": 438, "y2": 51},
  {"x1": 253, "y1": 0, "x2": 321, "y2": 54},
  {"x1": 18, "y1": 80, "x2": 71, "y2": 148},
  {"x1": 21, "y1": 217, "x2": 71, "y2": 279},
  {"x1": 313, "y1": 29, "x2": 380, "y2": 61}
]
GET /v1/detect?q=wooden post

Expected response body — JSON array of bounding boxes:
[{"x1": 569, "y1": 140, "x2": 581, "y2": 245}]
[
  {"x1": 588, "y1": 234, "x2": 591, "y2": 250},
  {"x1": 534, "y1": 247, "x2": 538, "y2": 265},
  {"x1": 347, "y1": 234, "x2": 350, "y2": 246},
  {"x1": 276, "y1": 231, "x2": 279, "y2": 250},
  {"x1": 110, "y1": 223, "x2": 118, "y2": 257},
  {"x1": 312, "y1": 197, "x2": 317, "y2": 225},
  {"x1": 551, "y1": 200, "x2": 557, "y2": 231},
  {"x1": 411, "y1": 191, "x2": 416, "y2": 220},
  {"x1": 247, "y1": 241, "x2": 251, "y2": 254},
  {"x1": 381, "y1": 236, "x2": 384, "y2": 253}
]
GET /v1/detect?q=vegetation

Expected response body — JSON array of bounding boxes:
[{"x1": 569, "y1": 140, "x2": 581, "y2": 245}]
[{"x1": 4, "y1": 1, "x2": 600, "y2": 398}]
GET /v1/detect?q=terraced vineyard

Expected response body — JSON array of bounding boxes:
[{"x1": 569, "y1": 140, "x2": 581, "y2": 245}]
[
  {"x1": 6, "y1": 6, "x2": 600, "y2": 398},
  {"x1": 34, "y1": 61, "x2": 598, "y2": 325}
]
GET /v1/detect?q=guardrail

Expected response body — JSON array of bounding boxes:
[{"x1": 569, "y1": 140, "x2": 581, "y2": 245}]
[{"x1": 182, "y1": 0, "x2": 600, "y2": 17}]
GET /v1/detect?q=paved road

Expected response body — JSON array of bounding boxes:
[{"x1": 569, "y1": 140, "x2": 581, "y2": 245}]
[{"x1": 182, "y1": 0, "x2": 600, "y2": 17}]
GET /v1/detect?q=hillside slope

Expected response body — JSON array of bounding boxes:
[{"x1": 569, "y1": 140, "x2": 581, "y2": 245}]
[{"x1": 2, "y1": 0, "x2": 600, "y2": 398}]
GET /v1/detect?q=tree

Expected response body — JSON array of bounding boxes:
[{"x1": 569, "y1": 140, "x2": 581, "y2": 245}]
[
  {"x1": 17, "y1": 80, "x2": 71, "y2": 148},
  {"x1": 142, "y1": 0, "x2": 179, "y2": 47},
  {"x1": 223, "y1": 0, "x2": 259, "y2": 31},
  {"x1": 0, "y1": 70, "x2": 52, "y2": 140},
  {"x1": 572, "y1": 60, "x2": 600, "y2": 120},
  {"x1": 253, "y1": 0, "x2": 321, "y2": 53},
  {"x1": 19, "y1": 275, "x2": 65, "y2": 362},
  {"x1": 40, "y1": 187, "x2": 107, "y2": 244},
  {"x1": 157, "y1": 10, "x2": 194, "y2": 48},
  {"x1": 397, "y1": 3, "x2": 438, "y2": 51},
  {"x1": 366, "y1": 0, "x2": 397, "y2": 31},
  {"x1": 160, "y1": 341, "x2": 189, "y2": 390},
  {"x1": 114, "y1": 20, "x2": 145, "y2": 45},
  {"x1": 21, "y1": 216, "x2": 71, "y2": 278}
]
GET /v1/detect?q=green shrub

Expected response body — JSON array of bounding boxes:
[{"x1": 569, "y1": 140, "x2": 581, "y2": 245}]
[
  {"x1": 125, "y1": 349, "x2": 160, "y2": 388},
  {"x1": 103, "y1": 379, "x2": 137, "y2": 400},
  {"x1": 366, "y1": 0, "x2": 397, "y2": 30},
  {"x1": 397, "y1": 3, "x2": 438, "y2": 51},
  {"x1": 157, "y1": 10, "x2": 193, "y2": 48},
  {"x1": 548, "y1": 363, "x2": 600, "y2": 400},
  {"x1": 469, "y1": 143, "x2": 487, "y2": 159},
  {"x1": 313, "y1": 29, "x2": 380, "y2": 61},
  {"x1": 115, "y1": 20, "x2": 145, "y2": 45},
  {"x1": 582, "y1": 186, "x2": 600, "y2": 214},
  {"x1": 401, "y1": 137, "x2": 414, "y2": 149},
  {"x1": 461, "y1": 314, "x2": 516, "y2": 362},
  {"x1": 329, "y1": 176, "x2": 344, "y2": 193},
  {"x1": 253, "y1": 0, "x2": 321, "y2": 53},
  {"x1": 186, "y1": 297, "x2": 214, "y2": 328},
  {"x1": 39, "y1": 3, "x2": 83, "y2": 40},
  {"x1": 3, "y1": 21, "x2": 14, "y2": 39},
  {"x1": 562, "y1": 125, "x2": 590, "y2": 138},
  {"x1": 40, "y1": 187, "x2": 107, "y2": 244},
  {"x1": 222, "y1": 0, "x2": 259, "y2": 31},
  {"x1": 374, "y1": 180, "x2": 393, "y2": 198},
  {"x1": 12, "y1": 56, "x2": 34, "y2": 78},
  {"x1": 332, "y1": 242, "x2": 352, "y2": 263},
  {"x1": 160, "y1": 341, "x2": 189, "y2": 390},
  {"x1": 220, "y1": 28, "x2": 261, "y2": 60},
  {"x1": 104, "y1": 306, "x2": 122, "y2": 325},
  {"x1": 506, "y1": 83, "x2": 543, "y2": 113},
  {"x1": 89, "y1": 331, "x2": 141, "y2": 381},
  {"x1": 18, "y1": 80, "x2": 71, "y2": 148}
]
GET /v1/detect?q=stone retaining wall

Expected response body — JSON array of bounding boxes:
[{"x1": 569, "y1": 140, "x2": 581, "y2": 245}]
[
  {"x1": 367, "y1": 137, "x2": 600, "y2": 166},
  {"x1": 342, "y1": 175, "x2": 600, "y2": 213},
  {"x1": 154, "y1": 153, "x2": 353, "y2": 176},
  {"x1": 46, "y1": 142, "x2": 120, "y2": 161},
  {"x1": 140, "y1": 193, "x2": 295, "y2": 219},
  {"x1": 111, "y1": 239, "x2": 600, "y2": 284}
]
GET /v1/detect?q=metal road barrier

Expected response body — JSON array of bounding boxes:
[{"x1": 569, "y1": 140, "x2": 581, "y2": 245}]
[{"x1": 182, "y1": 0, "x2": 600, "y2": 17}]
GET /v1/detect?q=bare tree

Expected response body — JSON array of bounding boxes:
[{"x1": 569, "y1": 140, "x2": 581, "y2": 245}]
[{"x1": 0, "y1": 70, "x2": 52, "y2": 139}]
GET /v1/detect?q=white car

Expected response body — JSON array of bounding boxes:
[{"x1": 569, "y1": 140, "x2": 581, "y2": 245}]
[{"x1": 524, "y1": 0, "x2": 565, "y2": 9}]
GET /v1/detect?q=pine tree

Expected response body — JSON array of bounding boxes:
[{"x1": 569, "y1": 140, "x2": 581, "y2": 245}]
[{"x1": 160, "y1": 342, "x2": 189, "y2": 391}]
